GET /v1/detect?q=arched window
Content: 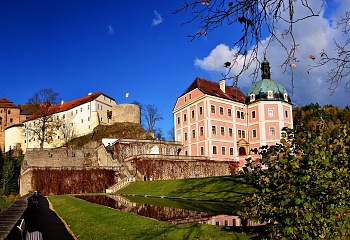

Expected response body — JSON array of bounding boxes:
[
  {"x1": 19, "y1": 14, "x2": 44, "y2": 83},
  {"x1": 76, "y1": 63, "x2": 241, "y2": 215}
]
[{"x1": 239, "y1": 147, "x2": 246, "y2": 156}]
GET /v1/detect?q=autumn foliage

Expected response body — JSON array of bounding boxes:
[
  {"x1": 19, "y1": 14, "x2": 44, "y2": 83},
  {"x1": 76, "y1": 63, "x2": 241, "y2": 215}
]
[{"x1": 31, "y1": 168, "x2": 116, "y2": 195}]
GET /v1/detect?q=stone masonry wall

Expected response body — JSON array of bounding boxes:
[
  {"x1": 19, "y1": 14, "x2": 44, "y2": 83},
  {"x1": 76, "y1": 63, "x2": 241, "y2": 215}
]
[
  {"x1": 111, "y1": 104, "x2": 140, "y2": 124},
  {"x1": 134, "y1": 158, "x2": 239, "y2": 180}
]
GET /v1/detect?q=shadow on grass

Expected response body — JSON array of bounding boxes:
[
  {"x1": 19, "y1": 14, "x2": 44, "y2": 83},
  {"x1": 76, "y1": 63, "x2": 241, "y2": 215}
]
[{"x1": 168, "y1": 175, "x2": 259, "y2": 201}]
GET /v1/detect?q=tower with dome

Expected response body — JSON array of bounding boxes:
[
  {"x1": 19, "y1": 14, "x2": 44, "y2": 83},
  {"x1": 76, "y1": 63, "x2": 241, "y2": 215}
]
[{"x1": 173, "y1": 56, "x2": 293, "y2": 166}]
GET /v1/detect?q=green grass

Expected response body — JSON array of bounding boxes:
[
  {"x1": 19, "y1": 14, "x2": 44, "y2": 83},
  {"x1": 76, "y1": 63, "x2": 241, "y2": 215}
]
[
  {"x1": 117, "y1": 175, "x2": 258, "y2": 201},
  {"x1": 0, "y1": 194, "x2": 18, "y2": 212},
  {"x1": 49, "y1": 195, "x2": 252, "y2": 240}
]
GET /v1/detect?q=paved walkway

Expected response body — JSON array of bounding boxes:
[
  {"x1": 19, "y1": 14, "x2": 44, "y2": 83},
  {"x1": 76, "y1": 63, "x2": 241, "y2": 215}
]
[
  {"x1": 5, "y1": 194, "x2": 76, "y2": 240},
  {"x1": 25, "y1": 194, "x2": 76, "y2": 240}
]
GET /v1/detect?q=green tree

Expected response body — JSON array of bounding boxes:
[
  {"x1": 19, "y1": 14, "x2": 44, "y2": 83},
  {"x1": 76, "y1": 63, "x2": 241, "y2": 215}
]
[
  {"x1": 1, "y1": 149, "x2": 17, "y2": 195},
  {"x1": 241, "y1": 123, "x2": 350, "y2": 239}
]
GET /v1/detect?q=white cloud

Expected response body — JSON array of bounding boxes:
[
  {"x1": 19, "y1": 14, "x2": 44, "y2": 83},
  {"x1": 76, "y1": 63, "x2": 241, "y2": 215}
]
[
  {"x1": 194, "y1": 1, "x2": 349, "y2": 107},
  {"x1": 107, "y1": 24, "x2": 114, "y2": 35},
  {"x1": 152, "y1": 10, "x2": 163, "y2": 26}
]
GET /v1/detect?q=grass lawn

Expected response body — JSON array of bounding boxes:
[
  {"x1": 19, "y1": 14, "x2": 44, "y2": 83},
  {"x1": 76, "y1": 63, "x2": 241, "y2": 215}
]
[
  {"x1": 117, "y1": 175, "x2": 258, "y2": 201},
  {"x1": 49, "y1": 195, "x2": 252, "y2": 240}
]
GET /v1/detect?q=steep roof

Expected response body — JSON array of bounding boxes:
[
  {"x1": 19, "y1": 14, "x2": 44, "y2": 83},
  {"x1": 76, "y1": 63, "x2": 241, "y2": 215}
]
[
  {"x1": 0, "y1": 97, "x2": 18, "y2": 108},
  {"x1": 24, "y1": 92, "x2": 105, "y2": 122},
  {"x1": 182, "y1": 77, "x2": 246, "y2": 103},
  {"x1": 18, "y1": 104, "x2": 40, "y2": 115}
]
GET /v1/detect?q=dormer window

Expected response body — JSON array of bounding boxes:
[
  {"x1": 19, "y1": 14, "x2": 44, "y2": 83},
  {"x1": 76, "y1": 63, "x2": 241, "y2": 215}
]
[
  {"x1": 284, "y1": 93, "x2": 288, "y2": 101},
  {"x1": 250, "y1": 94, "x2": 255, "y2": 102},
  {"x1": 267, "y1": 90, "x2": 273, "y2": 98}
]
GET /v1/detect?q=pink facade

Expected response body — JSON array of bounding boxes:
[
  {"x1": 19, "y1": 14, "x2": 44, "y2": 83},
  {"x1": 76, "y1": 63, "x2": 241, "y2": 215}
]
[{"x1": 173, "y1": 60, "x2": 293, "y2": 167}]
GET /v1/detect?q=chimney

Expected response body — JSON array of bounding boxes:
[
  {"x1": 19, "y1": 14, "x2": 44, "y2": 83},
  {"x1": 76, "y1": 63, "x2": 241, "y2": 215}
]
[
  {"x1": 220, "y1": 79, "x2": 226, "y2": 93},
  {"x1": 88, "y1": 92, "x2": 92, "y2": 96},
  {"x1": 61, "y1": 100, "x2": 64, "y2": 105}
]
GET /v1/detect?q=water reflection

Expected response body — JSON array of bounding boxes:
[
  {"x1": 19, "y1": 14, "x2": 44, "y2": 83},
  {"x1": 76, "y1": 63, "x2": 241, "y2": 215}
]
[{"x1": 74, "y1": 194, "x2": 263, "y2": 227}]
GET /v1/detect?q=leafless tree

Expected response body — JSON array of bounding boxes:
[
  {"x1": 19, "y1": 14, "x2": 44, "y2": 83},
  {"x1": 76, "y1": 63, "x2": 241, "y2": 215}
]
[
  {"x1": 59, "y1": 114, "x2": 77, "y2": 146},
  {"x1": 311, "y1": 11, "x2": 350, "y2": 94},
  {"x1": 174, "y1": 0, "x2": 324, "y2": 87},
  {"x1": 26, "y1": 88, "x2": 62, "y2": 148},
  {"x1": 143, "y1": 104, "x2": 163, "y2": 133},
  {"x1": 167, "y1": 127, "x2": 175, "y2": 141}
]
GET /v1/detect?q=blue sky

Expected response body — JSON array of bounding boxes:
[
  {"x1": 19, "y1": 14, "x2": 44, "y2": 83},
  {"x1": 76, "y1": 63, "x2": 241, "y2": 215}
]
[{"x1": 0, "y1": 1, "x2": 349, "y2": 138}]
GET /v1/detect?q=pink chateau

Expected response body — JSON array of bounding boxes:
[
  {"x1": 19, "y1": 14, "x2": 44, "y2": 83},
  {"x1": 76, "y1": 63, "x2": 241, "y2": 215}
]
[{"x1": 173, "y1": 58, "x2": 293, "y2": 167}]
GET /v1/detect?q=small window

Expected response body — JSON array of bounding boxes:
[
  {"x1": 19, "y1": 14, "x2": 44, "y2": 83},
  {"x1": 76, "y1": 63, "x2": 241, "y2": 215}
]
[
  {"x1": 63, "y1": 114, "x2": 65, "y2": 119},
  {"x1": 228, "y1": 109, "x2": 232, "y2": 117},
  {"x1": 268, "y1": 90, "x2": 274, "y2": 98},
  {"x1": 81, "y1": 119, "x2": 83, "y2": 123},
  {"x1": 200, "y1": 126, "x2": 204, "y2": 136},
  {"x1": 177, "y1": 117, "x2": 180, "y2": 124},
  {"x1": 237, "y1": 111, "x2": 244, "y2": 119},
  {"x1": 184, "y1": 96, "x2": 187, "y2": 102},
  {"x1": 219, "y1": 107, "x2": 224, "y2": 115},
  {"x1": 238, "y1": 130, "x2": 246, "y2": 139},
  {"x1": 189, "y1": 94, "x2": 192, "y2": 99},
  {"x1": 220, "y1": 127, "x2": 225, "y2": 136},
  {"x1": 184, "y1": 132, "x2": 187, "y2": 141},
  {"x1": 191, "y1": 110, "x2": 195, "y2": 118},
  {"x1": 200, "y1": 147, "x2": 204, "y2": 155},
  {"x1": 229, "y1": 128, "x2": 233, "y2": 137},
  {"x1": 252, "y1": 129, "x2": 257, "y2": 138},
  {"x1": 76, "y1": 109, "x2": 78, "y2": 114},
  {"x1": 268, "y1": 108, "x2": 274, "y2": 117},
  {"x1": 285, "y1": 110, "x2": 288, "y2": 118},
  {"x1": 184, "y1": 114, "x2": 187, "y2": 122},
  {"x1": 8, "y1": 110, "x2": 11, "y2": 114},
  {"x1": 80, "y1": 107, "x2": 82, "y2": 112},
  {"x1": 250, "y1": 93, "x2": 255, "y2": 101},
  {"x1": 192, "y1": 129, "x2": 195, "y2": 138},
  {"x1": 199, "y1": 106, "x2": 203, "y2": 115},
  {"x1": 88, "y1": 105, "x2": 90, "y2": 110},
  {"x1": 211, "y1": 105, "x2": 215, "y2": 114},
  {"x1": 270, "y1": 127, "x2": 276, "y2": 136},
  {"x1": 252, "y1": 111, "x2": 256, "y2": 119},
  {"x1": 88, "y1": 117, "x2": 90, "y2": 121},
  {"x1": 212, "y1": 126, "x2": 216, "y2": 135},
  {"x1": 213, "y1": 146, "x2": 217, "y2": 154},
  {"x1": 9, "y1": 118, "x2": 13, "y2": 123},
  {"x1": 230, "y1": 148, "x2": 234, "y2": 155},
  {"x1": 221, "y1": 147, "x2": 226, "y2": 155},
  {"x1": 284, "y1": 93, "x2": 288, "y2": 101}
]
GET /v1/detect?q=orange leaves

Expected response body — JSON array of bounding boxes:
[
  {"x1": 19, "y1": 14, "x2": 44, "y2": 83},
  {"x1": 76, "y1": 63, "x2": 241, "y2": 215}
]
[
  {"x1": 309, "y1": 55, "x2": 316, "y2": 60},
  {"x1": 201, "y1": 1, "x2": 209, "y2": 5}
]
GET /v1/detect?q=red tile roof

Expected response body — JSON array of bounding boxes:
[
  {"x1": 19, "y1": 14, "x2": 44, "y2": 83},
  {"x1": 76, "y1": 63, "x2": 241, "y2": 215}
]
[
  {"x1": 24, "y1": 92, "x2": 104, "y2": 122},
  {"x1": 183, "y1": 77, "x2": 246, "y2": 103},
  {"x1": 0, "y1": 97, "x2": 18, "y2": 108}
]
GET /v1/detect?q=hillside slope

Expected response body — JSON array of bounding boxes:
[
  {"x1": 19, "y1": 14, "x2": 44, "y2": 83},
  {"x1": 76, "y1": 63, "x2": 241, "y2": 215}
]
[{"x1": 68, "y1": 122, "x2": 153, "y2": 147}]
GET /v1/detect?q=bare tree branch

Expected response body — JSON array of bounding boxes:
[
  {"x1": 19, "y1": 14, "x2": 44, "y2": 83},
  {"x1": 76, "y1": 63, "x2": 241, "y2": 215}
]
[{"x1": 174, "y1": 0, "x2": 323, "y2": 88}]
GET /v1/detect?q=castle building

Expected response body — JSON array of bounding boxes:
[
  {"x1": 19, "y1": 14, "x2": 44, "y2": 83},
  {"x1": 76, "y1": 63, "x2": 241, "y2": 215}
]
[
  {"x1": 173, "y1": 57, "x2": 293, "y2": 166},
  {"x1": 5, "y1": 92, "x2": 117, "y2": 152},
  {"x1": 0, "y1": 97, "x2": 21, "y2": 151}
]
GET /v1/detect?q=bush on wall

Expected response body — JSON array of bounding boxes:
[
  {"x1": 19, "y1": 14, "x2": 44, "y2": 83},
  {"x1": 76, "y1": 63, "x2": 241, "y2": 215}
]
[{"x1": 31, "y1": 168, "x2": 116, "y2": 195}]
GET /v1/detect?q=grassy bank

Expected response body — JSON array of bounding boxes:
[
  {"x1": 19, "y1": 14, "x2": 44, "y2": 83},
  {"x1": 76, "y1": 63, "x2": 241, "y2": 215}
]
[
  {"x1": 49, "y1": 195, "x2": 251, "y2": 240},
  {"x1": 117, "y1": 175, "x2": 258, "y2": 201},
  {"x1": 0, "y1": 194, "x2": 18, "y2": 212}
]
